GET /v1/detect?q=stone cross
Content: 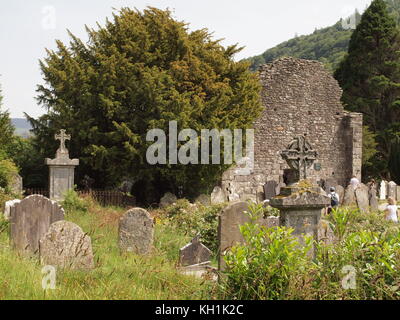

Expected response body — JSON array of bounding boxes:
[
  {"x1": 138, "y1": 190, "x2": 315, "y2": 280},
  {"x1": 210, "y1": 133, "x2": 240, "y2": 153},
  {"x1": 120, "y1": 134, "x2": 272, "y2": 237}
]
[
  {"x1": 281, "y1": 135, "x2": 317, "y2": 181},
  {"x1": 55, "y1": 129, "x2": 71, "y2": 156}
]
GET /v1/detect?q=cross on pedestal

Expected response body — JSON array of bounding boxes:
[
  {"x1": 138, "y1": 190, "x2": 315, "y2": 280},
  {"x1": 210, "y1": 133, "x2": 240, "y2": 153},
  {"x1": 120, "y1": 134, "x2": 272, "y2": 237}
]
[
  {"x1": 55, "y1": 129, "x2": 71, "y2": 155},
  {"x1": 281, "y1": 135, "x2": 318, "y2": 181}
]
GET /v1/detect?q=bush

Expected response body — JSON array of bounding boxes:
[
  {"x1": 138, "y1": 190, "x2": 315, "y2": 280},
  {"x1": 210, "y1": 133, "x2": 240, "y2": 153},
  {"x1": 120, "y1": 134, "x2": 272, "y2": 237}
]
[
  {"x1": 62, "y1": 189, "x2": 91, "y2": 214},
  {"x1": 221, "y1": 203, "x2": 313, "y2": 300},
  {"x1": 158, "y1": 199, "x2": 224, "y2": 255},
  {"x1": 0, "y1": 158, "x2": 18, "y2": 193}
]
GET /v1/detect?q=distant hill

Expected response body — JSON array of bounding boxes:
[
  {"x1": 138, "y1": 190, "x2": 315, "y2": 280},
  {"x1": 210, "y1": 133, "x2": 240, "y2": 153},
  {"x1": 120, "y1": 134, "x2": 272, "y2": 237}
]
[
  {"x1": 11, "y1": 118, "x2": 32, "y2": 137},
  {"x1": 246, "y1": 0, "x2": 400, "y2": 72}
]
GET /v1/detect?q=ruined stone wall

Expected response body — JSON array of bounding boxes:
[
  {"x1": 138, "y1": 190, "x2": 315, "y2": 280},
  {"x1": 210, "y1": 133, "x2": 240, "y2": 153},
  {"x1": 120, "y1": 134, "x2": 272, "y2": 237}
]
[{"x1": 221, "y1": 57, "x2": 363, "y2": 202}]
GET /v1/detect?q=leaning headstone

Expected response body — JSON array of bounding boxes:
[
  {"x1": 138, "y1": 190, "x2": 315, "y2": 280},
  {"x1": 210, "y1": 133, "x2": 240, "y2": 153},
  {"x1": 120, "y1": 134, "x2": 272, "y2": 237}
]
[
  {"x1": 195, "y1": 194, "x2": 211, "y2": 206},
  {"x1": 10, "y1": 174, "x2": 23, "y2": 195},
  {"x1": 10, "y1": 195, "x2": 64, "y2": 255},
  {"x1": 380, "y1": 180, "x2": 387, "y2": 200},
  {"x1": 179, "y1": 236, "x2": 212, "y2": 267},
  {"x1": 39, "y1": 221, "x2": 94, "y2": 270},
  {"x1": 335, "y1": 185, "x2": 345, "y2": 205},
  {"x1": 355, "y1": 185, "x2": 370, "y2": 213},
  {"x1": 218, "y1": 202, "x2": 250, "y2": 271},
  {"x1": 388, "y1": 181, "x2": 397, "y2": 199},
  {"x1": 119, "y1": 208, "x2": 154, "y2": 255},
  {"x1": 211, "y1": 186, "x2": 226, "y2": 204},
  {"x1": 3, "y1": 199, "x2": 21, "y2": 220},
  {"x1": 369, "y1": 186, "x2": 379, "y2": 212},
  {"x1": 343, "y1": 184, "x2": 357, "y2": 206},
  {"x1": 160, "y1": 193, "x2": 177, "y2": 208},
  {"x1": 264, "y1": 181, "x2": 278, "y2": 200}
]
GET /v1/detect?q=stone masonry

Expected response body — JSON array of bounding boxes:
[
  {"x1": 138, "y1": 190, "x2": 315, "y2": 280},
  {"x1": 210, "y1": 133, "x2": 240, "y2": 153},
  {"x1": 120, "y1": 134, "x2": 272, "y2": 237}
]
[{"x1": 221, "y1": 57, "x2": 363, "y2": 202}]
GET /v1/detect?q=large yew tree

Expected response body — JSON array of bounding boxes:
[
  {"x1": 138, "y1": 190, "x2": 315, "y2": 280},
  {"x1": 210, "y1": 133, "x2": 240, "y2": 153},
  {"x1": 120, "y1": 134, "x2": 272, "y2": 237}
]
[
  {"x1": 335, "y1": 0, "x2": 400, "y2": 181},
  {"x1": 30, "y1": 7, "x2": 262, "y2": 203}
]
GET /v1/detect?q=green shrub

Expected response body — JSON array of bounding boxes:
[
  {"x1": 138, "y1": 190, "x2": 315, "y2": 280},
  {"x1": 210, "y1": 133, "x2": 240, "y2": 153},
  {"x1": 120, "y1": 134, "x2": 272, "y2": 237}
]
[
  {"x1": 62, "y1": 189, "x2": 90, "y2": 214},
  {"x1": 220, "y1": 203, "x2": 313, "y2": 300},
  {"x1": 160, "y1": 199, "x2": 224, "y2": 255},
  {"x1": 0, "y1": 158, "x2": 18, "y2": 193}
]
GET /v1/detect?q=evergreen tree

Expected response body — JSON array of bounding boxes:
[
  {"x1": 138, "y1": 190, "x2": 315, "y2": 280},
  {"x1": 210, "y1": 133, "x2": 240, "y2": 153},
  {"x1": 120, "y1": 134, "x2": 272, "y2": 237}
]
[
  {"x1": 0, "y1": 84, "x2": 14, "y2": 155},
  {"x1": 31, "y1": 7, "x2": 262, "y2": 204},
  {"x1": 335, "y1": 0, "x2": 400, "y2": 181}
]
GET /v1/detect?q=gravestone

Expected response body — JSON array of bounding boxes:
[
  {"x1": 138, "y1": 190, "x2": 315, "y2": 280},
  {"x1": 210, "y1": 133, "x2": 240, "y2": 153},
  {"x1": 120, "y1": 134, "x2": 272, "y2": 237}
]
[
  {"x1": 45, "y1": 130, "x2": 79, "y2": 201},
  {"x1": 3, "y1": 199, "x2": 20, "y2": 220},
  {"x1": 10, "y1": 174, "x2": 23, "y2": 195},
  {"x1": 119, "y1": 208, "x2": 154, "y2": 254},
  {"x1": 10, "y1": 195, "x2": 64, "y2": 255},
  {"x1": 160, "y1": 193, "x2": 177, "y2": 208},
  {"x1": 318, "y1": 219, "x2": 336, "y2": 245},
  {"x1": 343, "y1": 184, "x2": 357, "y2": 206},
  {"x1": 397, "y1": 186, "x2": 400, "y2": 202},
  {"x1": 355, "y1": 185, "x2": 370, "y2": 213},
  {"x1": 380, "y1": 180, "x2": 387, "y2": 200},
  {"x1": 39, "y1": 221, "x2": 94, "y2": 270},
  {"x1": 388, "y1": 181, "x2": 397, "y2": 200},
  {"x1": 335, "y1": 185, "x2": 345, "y2": 205},
  {"x1": 264, "y1": 181, "x2": 278, "y2": 200},
  {"x1": 211, "y1": 186, "x2": 226, "y2": 204},
  {"x1": 179, "y1": 236, "x2": 212, "y2": 267},
  {"x1": 195, "y1": 194, "x2": 211, "y2": 206},
  {"x1": 369, "y1": 186, "x2": 379, "y2": 212}
]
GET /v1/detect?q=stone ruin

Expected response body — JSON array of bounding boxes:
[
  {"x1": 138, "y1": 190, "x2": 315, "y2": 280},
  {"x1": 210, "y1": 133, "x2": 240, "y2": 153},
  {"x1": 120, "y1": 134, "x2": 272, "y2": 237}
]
[{"x1": 219, "y1": 57, "x2": 363, "y2": 203}]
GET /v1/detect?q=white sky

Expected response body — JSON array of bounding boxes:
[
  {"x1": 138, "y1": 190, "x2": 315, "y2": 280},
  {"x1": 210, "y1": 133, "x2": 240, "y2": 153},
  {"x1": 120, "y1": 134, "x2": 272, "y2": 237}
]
[{"x1": 0, "y1": 0, "x2": 372, "y2": 118}]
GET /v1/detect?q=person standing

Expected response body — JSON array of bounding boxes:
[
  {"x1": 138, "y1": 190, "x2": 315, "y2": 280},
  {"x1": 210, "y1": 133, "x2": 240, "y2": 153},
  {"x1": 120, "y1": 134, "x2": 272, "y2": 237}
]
[
  {"x1": 385, "y1": 197, "x2": 398, "y2": 223},
  {"x1": 327, "y1": 187, "x2": 340, "y2": 214}
]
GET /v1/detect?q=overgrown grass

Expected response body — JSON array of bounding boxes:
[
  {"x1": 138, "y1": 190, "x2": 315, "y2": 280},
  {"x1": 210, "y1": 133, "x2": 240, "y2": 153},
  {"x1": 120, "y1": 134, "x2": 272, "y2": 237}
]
[{"x1": 0, "y1": 194, "x2": 215, "y2": 300}]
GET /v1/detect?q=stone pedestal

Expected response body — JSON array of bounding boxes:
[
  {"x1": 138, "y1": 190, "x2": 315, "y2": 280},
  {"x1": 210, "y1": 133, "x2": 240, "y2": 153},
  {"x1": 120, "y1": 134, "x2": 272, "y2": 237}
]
[
  {"x1": 46, "y1": 157, "x2": 79, "y2": 201},
  {"x1": 270, "y1": 181, "x2": 330, "y2": 257},
  {"x1": 45, "y1": 130, "x2": 79, "y2": 201}
]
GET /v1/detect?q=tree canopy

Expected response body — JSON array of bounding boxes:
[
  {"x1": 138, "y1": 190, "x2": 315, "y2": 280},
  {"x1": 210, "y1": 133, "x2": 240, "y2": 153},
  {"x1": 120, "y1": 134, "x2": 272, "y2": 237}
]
[
  {"x1": 30, "y1": 7, "x2": 262, "y2": 204},
  {"x1": 335, "y1": 0, "x2": 400, "y2": 182}
]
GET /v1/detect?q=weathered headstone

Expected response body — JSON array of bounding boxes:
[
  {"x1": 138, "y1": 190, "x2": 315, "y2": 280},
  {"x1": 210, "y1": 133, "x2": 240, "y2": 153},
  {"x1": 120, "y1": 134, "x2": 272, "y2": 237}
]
[
  {"x1": 369, "y1": 186, "x2": 379, "y2": 212},
  {"x1": 335, "y1": 185, "x2": 345, "y2": 205},
  {"x1": 355, "y1": 185, "x2": 370, "y2": 213},
  {"x1": 343, "y1": 184, "x2": 357, "y2": 206},
  {"x1": 388, "y1": 181, "x2": 397, "y2": 200},
  {"x1": 318, "y1": 219, "x2": 336, "y2": 245},
  {"x1": 3, "y1": 199, "x2": 20, "y2": 220},
  {"x1": 10, "y1": 195, "x2": 64, "y2": 255},
  {"x1": 159, "y1": 193, "x2": 177, "y2": 208},
  {"x1": 195, "y1": 194, "x2": 211, "y2": 206},
  {"x1": 397, "y1": 186, "x2": 400, "y2": 202},
  {"x1": 39, "y1": 221, "x2": 94, "y2": 270},
  {"x1": 179, "y1": 236, "x2": 212, "y2": 267},
  {"x1": 380, "y1": 180, "x2": 387, "y2": 200},
  {"x1": 45, "y1": 129, "x2": 79, "y2": 201},
  {"x1": 218, "y1": 202, "x2": 250, "y2": 271},
  {"x1": 119, "y1": 208, "x2": 154, "y2": 254},
  {"x1": 211, "y1": 186, "x2": 226, "y2": 205},
  {"x1": 264, "y1": 181, "x2": 278, "y2": 200},
  {"x1": 10, "y1": 173, "x2": 23, "y2": 195}
]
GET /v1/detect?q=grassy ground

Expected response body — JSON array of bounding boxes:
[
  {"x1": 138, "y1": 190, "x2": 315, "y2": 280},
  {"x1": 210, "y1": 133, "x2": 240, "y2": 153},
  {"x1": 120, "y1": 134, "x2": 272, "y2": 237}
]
[{"x1": 0, "y1": 201, "x2": 216, "y2": 300}]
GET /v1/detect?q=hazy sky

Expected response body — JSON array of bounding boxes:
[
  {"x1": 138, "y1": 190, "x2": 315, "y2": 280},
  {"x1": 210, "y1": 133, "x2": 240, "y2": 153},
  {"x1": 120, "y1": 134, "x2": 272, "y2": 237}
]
[{"x1": 0, "y1": 0, "x2": 372, "y2": 118}]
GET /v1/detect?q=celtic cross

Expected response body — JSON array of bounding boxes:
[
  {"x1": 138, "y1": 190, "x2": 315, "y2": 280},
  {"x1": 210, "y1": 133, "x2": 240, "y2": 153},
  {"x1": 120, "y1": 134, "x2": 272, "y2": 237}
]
[
  {"x1": 55, "y1": 129, "x2": 71, "y2": 156},
  {"x1": 281, "y1": 135, "x2": 318, "y2": 181}
]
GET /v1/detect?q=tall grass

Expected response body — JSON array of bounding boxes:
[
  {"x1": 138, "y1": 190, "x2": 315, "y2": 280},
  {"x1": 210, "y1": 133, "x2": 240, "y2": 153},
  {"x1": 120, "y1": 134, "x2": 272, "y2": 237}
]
[{"x1": 0, "y1": 194, "x2": 215, "y2": 300}]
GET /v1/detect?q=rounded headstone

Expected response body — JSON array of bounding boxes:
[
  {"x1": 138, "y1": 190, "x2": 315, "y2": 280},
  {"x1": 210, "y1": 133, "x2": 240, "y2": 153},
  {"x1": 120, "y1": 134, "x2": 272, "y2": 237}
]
[
  {"x1": 195, "y1": 194, "x2": 211, "y2": 206},
  {"x1": 39, "y1": 221, "x2": 94, "y2": 270},
  {"x1": 119, "y1": 208, "x2": 154, "y2": 255},
  {"x1": 159, "y1": 193, "x2": 177, "y2": 208}
]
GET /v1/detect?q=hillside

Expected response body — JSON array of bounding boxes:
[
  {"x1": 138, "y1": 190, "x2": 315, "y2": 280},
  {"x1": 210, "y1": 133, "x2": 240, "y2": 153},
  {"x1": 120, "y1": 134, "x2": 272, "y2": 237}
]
[
  {"x1": 246, "y1": 0, "x2": 400, "y2": 72},
  {"x1": 11, "y1": 118, "x2": 32, "y2": 137}
]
